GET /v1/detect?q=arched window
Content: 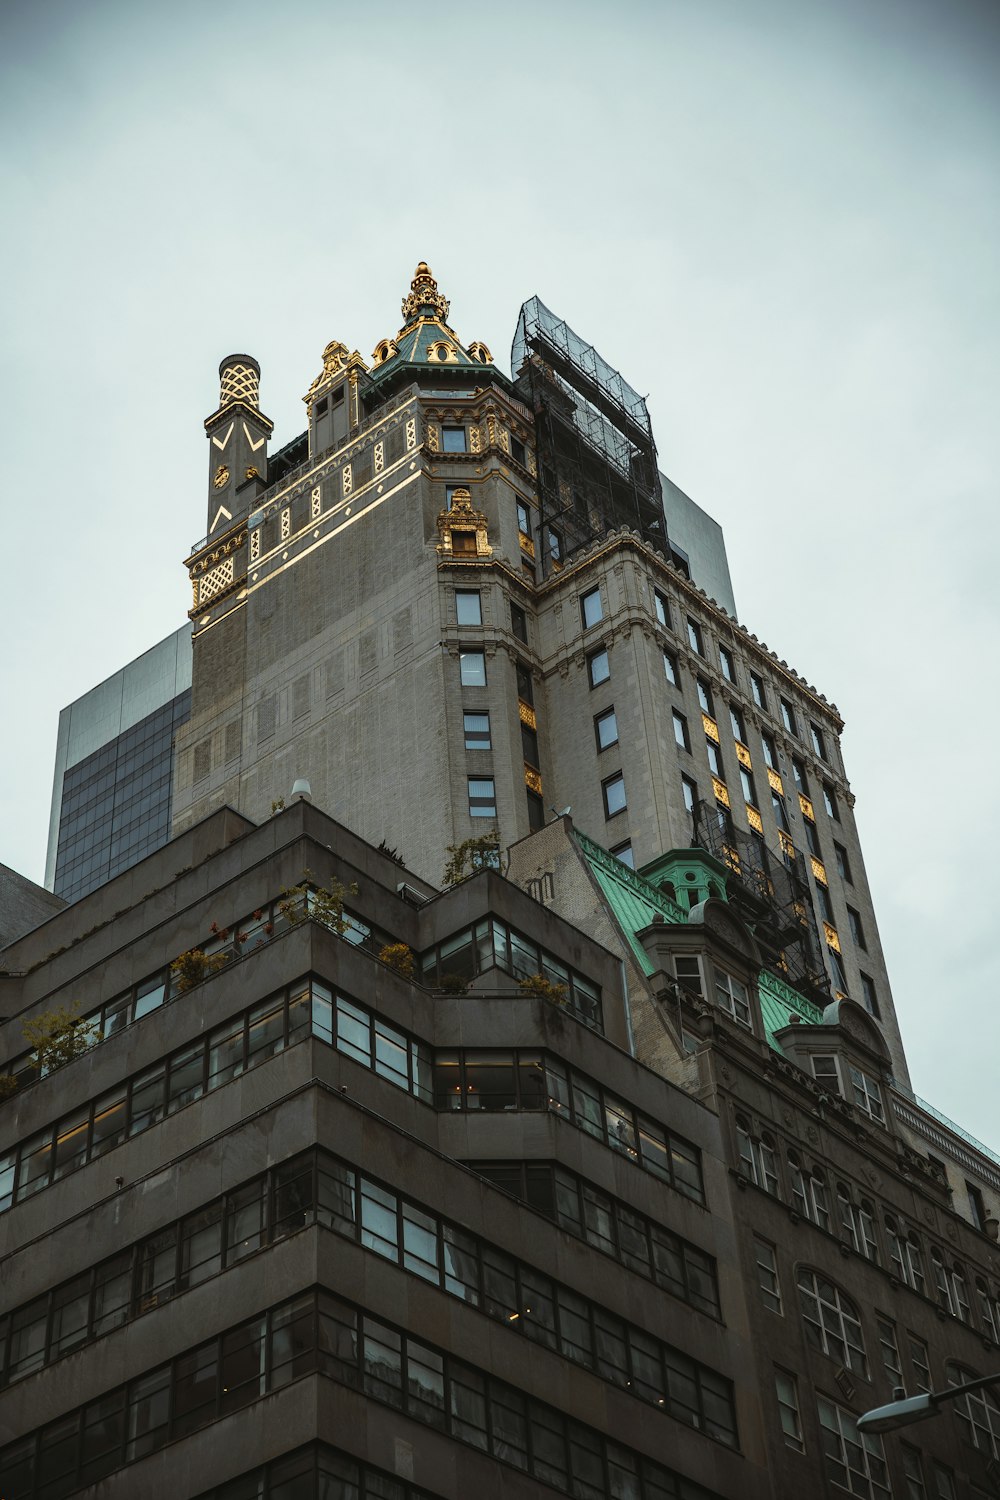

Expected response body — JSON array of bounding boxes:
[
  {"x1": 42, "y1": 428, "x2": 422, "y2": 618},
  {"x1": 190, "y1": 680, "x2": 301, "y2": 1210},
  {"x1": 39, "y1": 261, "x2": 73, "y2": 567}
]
[
  {"x1": 798, "y1": 1268, "x2": 868, "y2": 1376},
  {"x1": 837, "y1": 1184, "x2": 859, "y2": 1252},
  {"x1": 948, "y1": 1361, "x2": 1000, "y2": 1458},
  {"x1": 735, "y1": 1116, "x2": 778, "y2": 1195},
  {"x1": 858, "y1": 1199, "x2": 880, "y2": 1263}
]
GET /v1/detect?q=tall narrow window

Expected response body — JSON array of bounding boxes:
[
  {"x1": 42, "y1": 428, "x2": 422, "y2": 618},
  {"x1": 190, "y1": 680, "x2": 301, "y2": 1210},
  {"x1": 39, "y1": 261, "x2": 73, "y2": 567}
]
[
  {"x1": 780, "y1": 698, "x2": 797, "y2": 736},
  {"x1": 696, "y1": 678, "x2": 713, "y2": 715},
  {"x1": 750, "y1": 671, "x2": 766, "y2": 709},
  {"x1": 682, "y1": 775, "x2": 698, "y2": 814},
  {"x1": 823, "y1": 782, "x2": 839, "y2": 819},
  {"x1": 754, "y1": 1237, "x2": 782, "y2": 1312},
  {"x1": 834, "y1": 842, "x2": 852, "y2": 882},
  {"x1": 594, "y1": 708, "x2": 618, "y2": 751},
  {"x1": 810, "y1": 722, "x2": 827, "y2": 760},
  {"x1": 847, "y1": 906, "x2": 867, "y2": 950},
  {"x1": 455, "y1": 590, "x2": 482, "y2": 626},
  {"x1": 663, "y1": 650, "x2": 678, "y2": 686},
  {"x1": 459, "y1": 650, "x2": 486, "y2": 687},
  {"x1": 463, "y1": 713, "x2": 491, "y2": 751},
  {"x1": 468, "y1": 778, "x2": 496, "y2": 817},
  {"x1": 817, "y1": 1399, "x2": 890, "y2": 1499},
  {"x1": 739, "y1": 768, "x2": 757, "y2": 806},
  {"x1": 588, "y1": 648, "x2": 610, "y2": 688},
  {"x1": 654, "y1": 590, "x2": 670, "y2": 628},
  {"x1": 715, "y1": 970, "x2": 752, "y2": 1028},
  {"x1": 687, "y1": 618, "x2": 704, "y2": 655},
  {"x1": 580, "y1": 588, "x2": 603, "y2": 629},
  {"x1": 761, "y1": 732, "x2": 777, "y2": 769},
  {"x1": 516, "y1": 500, "x2": 531, "y2": 537},
  {"x1": 510, "y1": 603, "x2": 528, "y2": 643},
  {"x1": 719, "y1": 645, "x2": 736, "y2": 682},
  {"x1": 673, "y1": 711, "x2": 691, "y2": 751},
  {"x1": 775, "y1": 1369, "x2": 805, "y2": 1452},
  {"x1": 730, "y1": 705, "x2": 746, "y2": 741},
  {"x1": 602, "y1": 772, "x2": 627, "y2": 819}
]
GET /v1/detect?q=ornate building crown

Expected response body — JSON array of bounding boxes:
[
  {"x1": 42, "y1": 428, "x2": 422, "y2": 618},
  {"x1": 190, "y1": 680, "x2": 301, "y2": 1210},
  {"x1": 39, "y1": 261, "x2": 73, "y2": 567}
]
[{"x1": 401, "y1": 261, "x2": 450, "y2": 324}]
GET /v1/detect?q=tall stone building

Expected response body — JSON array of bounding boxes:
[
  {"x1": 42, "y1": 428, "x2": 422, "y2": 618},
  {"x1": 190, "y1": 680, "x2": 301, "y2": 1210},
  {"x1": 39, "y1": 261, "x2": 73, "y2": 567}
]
[
  {"x1": 9, "y1": 261, "x2": 1000, "y2": 1500},
  {"x1": 172, "y1": 263, "x2": 905, "y2": 1082}
]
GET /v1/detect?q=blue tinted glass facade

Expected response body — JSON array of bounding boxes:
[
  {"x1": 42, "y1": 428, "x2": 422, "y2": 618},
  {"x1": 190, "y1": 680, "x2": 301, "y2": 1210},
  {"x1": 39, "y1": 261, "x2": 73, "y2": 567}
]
[{"x1": 53, "y1": 690, "x2": 191, "y2": 902}]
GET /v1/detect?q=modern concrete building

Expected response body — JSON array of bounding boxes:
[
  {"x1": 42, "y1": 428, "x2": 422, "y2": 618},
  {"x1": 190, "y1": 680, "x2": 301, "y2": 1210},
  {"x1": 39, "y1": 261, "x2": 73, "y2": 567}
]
[{"x1": 46, "y1": 626, "x2": 192, "y2": 902}]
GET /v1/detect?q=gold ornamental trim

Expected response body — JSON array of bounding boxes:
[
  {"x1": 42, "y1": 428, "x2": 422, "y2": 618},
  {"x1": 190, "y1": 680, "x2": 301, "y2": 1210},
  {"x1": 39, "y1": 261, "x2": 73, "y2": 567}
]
[
  {"x1": 712, "y1": 777, "x2": 730, "y2": 808},
  {"x1": 524, "y1": 765, "x2": 543, "y2": 794},
  {"x1": 823, "y1": 922, "x2": 841, "y2": 953},
  {"x1": 735, "y1": 741, "x2": 752, "y2": 770},
  {"x1": 518, "y1": 700, "x2": 537, "y2": 729},
  {"x1": 766, "y1": 766, "x2": 784, "y2": 795},
  {"x1": 778, "y1": 830, "x2": 796, "y2": 859},
  {"x1": 811, "y1": 856, "x2": 828, "y2": 885},
  {"x1": 702, "y1": 713, "x2": 720, "y2": 743},
  {"x1": 799, "y1": 793, "x2": 815, "y2": 821},
  {"x1": 746, "y1": 805, "x2": 764, "y2": 834}
]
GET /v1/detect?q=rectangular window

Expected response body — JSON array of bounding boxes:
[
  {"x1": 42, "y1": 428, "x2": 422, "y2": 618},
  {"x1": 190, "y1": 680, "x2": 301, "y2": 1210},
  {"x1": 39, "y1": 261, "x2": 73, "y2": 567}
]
[
  {"x1": 966, "y1": 1182, "x2": 987, "y2": 1233},
  {"x1": 510, "y1": 436, "x2": 526, "y2": 466},
  {"x1": 663, "y1": 650, "x2": 678, "y2": 686},
  {"x1": 546, "y1": 526, "x2": 562, "y2": 563},
  {"x1": 594, "y1": 707, "x2": 618, "y2": 751},
  {"x1": 771, "y1": 792, "x2": 790, "y2": 832},
  {"x1": 849, "y1": 1064, "x2": 885, "y2": 1123},
  {"x1": 526, "y1": 789, "x2": 545, "y2": 831},
  {"x1": 823, "y1": 782, "x2": 839, "y2": 819},
  {"x1": 673, "y1": 711, "x2": 690, "y2": 752},
  {"x1": 810, "y1": 722, "x2": 827, "y2": 760},
  {"x1": 877, "y1": 1316, "x2": 903, "y2": 1384},
  {"x1": 730, "y1": 705, "x2": 746, "y2": 741},
  {"x1": 750, "y1": 671, "x2": 766, "y2": 709},
  {"x1": 510, "y1": 603, "x2": 527, "y2": 643},
  {"x1": 459, "y1": 649, "x2": 486, "y2": 687},
  {"x1": 775, "y1": 1369, "x2": 804, "y2": 1451},
  {"x1": 682, "y1": 775, "x2": 698, "y2": 814},
  {"x1": 516, "y1": 661, "x2": 533, "y2": 706},
  {"x1": 696, "y1": 677, "x2": 713, "y2": 715},
  {"x1": 516, "y1": 500, "x2": 530, "y2": 536},
  {"x1": 603, "y1": 773, "x2": 626, "y2": 819},
  {"x1": 468, "y1": 778, "x2": 496, "y2": 817},
  {"x1": 654, "y1": 590, "x2": 670, "y2": 628},
  {"x1": 761, "y1": 731, "x2": 777, "y2": 769},
  {"x1": 739, "y1": 767, "x2": 756, "y2": 806},
  {"x1": 859, "y1": 972, "x2": 879, "y2": 1017},
  {"x1": 811, "y1": 1054, "x2": 841, "y2": 1094},
  {"x1": 719, "y1": 645, "x2": 736, "y2": 682},
  {"x1": 581, "y1": 588, "x2": 603, "y2": 629},
  {"x1": 715, "y1": 970, "x2": 751, "y2": 1027},
  {"x1": 521, "y1": 722, "x2": 539, "y2": 768},
  {"x1": 818, "y1": 1398, "x2": 890, "y2": 1500},
  {"x1": 909, "y1": 1334, "x2": 931, "y2": 1392},
  {"x1": 588, "y1": 648, "x2": 610, "y2": 687},
  {"x1": 610, "y1": 841, "x2": 634, "y2": 869},
  {"x1": 463, "y1": 712, "x2": 490, "y2": 751},
  {"x1": 847, "y1": 906, "x2": 867, "y2": 949},
  {"x1": 834, "y1": 841, "x2": 852, "y2": 882},
  {"x1": 441, "y1": 425, "x2": 465, "y2": 452},
  {"x1": 706, "y1": 739, "x2": 722, "y2": 776},
  {"x1": 791, "y1": 756, "x2": 807, "y2": 792},
  {"x1": 455, "y1": 590, "x2": 482, "y2": 626},
  {"x1": 754, "y1": 1236, "x2": 781, "y2": 1313},
  {"x1": 686, "y1": 618, "x2": 704, "y2": 654},
  {"x1": 780, "y1": 697, "x2": 797, "y2": 736}
]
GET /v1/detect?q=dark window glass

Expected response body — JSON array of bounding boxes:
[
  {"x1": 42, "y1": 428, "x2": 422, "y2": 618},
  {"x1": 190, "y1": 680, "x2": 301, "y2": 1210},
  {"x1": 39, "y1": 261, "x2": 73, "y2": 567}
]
[
  {"x1": 510, "y1": 603, "x2": 527, "y2": 643},
  {"x1": 441, "y1": 426, "x2": 465, "y2": 452}
]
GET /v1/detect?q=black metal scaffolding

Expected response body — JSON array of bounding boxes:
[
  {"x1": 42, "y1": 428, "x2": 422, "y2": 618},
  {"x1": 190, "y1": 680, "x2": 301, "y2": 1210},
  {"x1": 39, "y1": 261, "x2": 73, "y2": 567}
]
[{"x1": 511, "y1": 298, "x2": 667, "y2": 573}]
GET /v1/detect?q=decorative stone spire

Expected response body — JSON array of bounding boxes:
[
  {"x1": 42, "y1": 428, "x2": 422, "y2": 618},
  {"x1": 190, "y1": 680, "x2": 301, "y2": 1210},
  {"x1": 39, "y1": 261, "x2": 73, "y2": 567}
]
[
  {"x1": 218, "y1": 354, "x2": 262, "y2": 411},
  {"x1": 203, "y1": 353, "x2": 273, "y2": 537},
  {"x1": 401, "y1": 261, "x2": 450, "y2": 324}
]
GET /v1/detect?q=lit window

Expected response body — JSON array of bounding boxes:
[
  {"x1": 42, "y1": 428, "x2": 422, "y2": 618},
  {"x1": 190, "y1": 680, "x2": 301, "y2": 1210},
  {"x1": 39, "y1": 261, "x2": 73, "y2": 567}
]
[
  {"x1": 459, "y1": 650, "x2": 486, "y2": 687},
  {"x1": 654, "y1": 590, "x2": 670, "y2": 628},
  {"x1": 581, "y1": 588, "x2": 603, "y2": 629},
  {"x1": 463, "y1": 712, "x2": 491, "y2": 751},
  {"x1": 686, "y1": 618, "x2": 704, "y2": 654},
  {"x1": 730, "y1": 705, "x2": 746, "y2": 741},
  {"x1": 754, "y1": 1235, "x2": 782, "y2": 1312},
  {"x1": 775, "y1": 1369, "x2": 804, "y2": 1452},
  {"x1": 834, "y1": 842, "x2": 852, "y2": 882},
  {"x1": 682, "y1": 775, "x2": 697, "y2": 814},
  {"x1": 663, "y1": 650, "x2": 678, "y2": 686},
  {"x1": 847, "y1": 906, "x2": 867, "y2": 950},
  {"x1": 510, "y1": 603, "x2": 527, "y2": 643},
  {"x1": 715, "y1": 970, "x2": 751, "y2": 1027},
  {"x1": 810, "y1": 722, "x2": 827, "y2": 760},
  {"x1": 696, "y1": 677, "x2": 713, "y2": 714},
  {"x1": 673, "y1": 711, "x2": 690, "y2": 752},
  {"x1": 817, "y1": 1398, "x2": 890, "y2": 1499},
  {"x1": 823, "y1": 782, "x2": 839, "y2": 820},
  {"x1": 442, "y1": 425, "x2": 466, "y2": 452},
  {"x1": 798, "y1": 1270, "x2": 868, "y2": 1375},
  {"x1": 780, "y1": 697, "x2": 797, "y2": 736},
  {"x1": 610, "y1": 840, "x2": 634, "y2": 869},
  {"x1": 588, "y1": 649, "x2": 610, "y2": 688},
  {"x1": 603, "y1": 772, "x2": 627, "y2": 818},
  {"x1": 595, "y1": 708, "x2": 619, "y2": 751},
  {"x1": 719, "y1": 645, "x2": 736, "y2": 682},
  {"x1": 761, "y1": 732, "x2": 777, "y2": 769},
  {"x1": 750, "y1": 671, "x2": 766, "y2": 709},
  {"x1": 468, "y1": 778, "x2": 496, "y2": 817},
  {"x1": 455, "y1": 590, "x2": 482, "y2": 626}
]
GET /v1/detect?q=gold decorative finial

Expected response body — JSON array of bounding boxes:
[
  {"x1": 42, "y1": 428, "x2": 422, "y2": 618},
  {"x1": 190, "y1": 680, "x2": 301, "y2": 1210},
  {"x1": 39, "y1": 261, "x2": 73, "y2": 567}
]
[{"x1": 401, "y1": 261, "x2": 450, "y2": 323}]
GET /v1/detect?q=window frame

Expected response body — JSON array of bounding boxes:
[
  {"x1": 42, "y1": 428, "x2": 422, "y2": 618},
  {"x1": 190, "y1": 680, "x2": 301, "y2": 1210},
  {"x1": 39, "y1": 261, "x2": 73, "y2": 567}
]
[
  {"x1": 602, "y1": 772, "x2": 627, "y2": 821},
  {"x1": 594, "y1": 707, "x2": 619, "y2": 753},
  {"x1": 587, "y1": 648, "x2": 610, "y2": 689},
  {"x1": 580, "y1": 588, "x2": 603, "y2": 631}
]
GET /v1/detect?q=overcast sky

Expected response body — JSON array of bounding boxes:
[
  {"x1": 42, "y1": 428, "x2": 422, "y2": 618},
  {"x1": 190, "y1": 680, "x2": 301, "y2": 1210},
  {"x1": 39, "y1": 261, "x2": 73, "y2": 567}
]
[{"x1": 1, "y1": 0, "x2": 997, "y2": 1143}]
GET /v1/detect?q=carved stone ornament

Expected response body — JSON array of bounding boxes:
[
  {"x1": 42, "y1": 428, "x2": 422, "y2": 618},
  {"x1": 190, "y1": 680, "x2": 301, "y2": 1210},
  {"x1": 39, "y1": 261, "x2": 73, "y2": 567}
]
[
  {"x1": 401, "y1": 261, "x2": 450, "y2": 323},
  {"x1": 806, "y1": 1124, "x2": 819, "y2": 1144},
  {"x1": 305, "y1": 340, "x2": 368, "y2": 401},
  {"x1": 435, "y1": 493, "x2": 492, "y2": 559}
]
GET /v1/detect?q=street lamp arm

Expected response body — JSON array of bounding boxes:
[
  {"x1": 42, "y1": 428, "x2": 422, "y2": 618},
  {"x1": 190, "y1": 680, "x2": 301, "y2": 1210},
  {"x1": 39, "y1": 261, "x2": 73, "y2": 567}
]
[{"x1": 858, "y1": 1371, "x2": 1000, "y2": 1435}]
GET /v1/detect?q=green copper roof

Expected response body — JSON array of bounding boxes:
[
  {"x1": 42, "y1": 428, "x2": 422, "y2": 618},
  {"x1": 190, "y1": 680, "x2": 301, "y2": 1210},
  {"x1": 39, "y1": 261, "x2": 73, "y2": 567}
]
[{"x1": 574, "y1": 828, "x2": 822, "y2": 1050}]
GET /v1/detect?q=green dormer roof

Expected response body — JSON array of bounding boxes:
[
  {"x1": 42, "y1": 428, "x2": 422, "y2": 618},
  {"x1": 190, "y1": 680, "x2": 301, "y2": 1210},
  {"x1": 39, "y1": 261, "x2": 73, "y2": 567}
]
[
  {"x1": 574, "y1": 828, "x2": 823, "y2": 1048},
  {"x1": 368, "y1": 262, "x2": 496, "y2": 386}
]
